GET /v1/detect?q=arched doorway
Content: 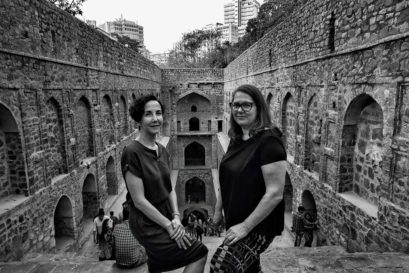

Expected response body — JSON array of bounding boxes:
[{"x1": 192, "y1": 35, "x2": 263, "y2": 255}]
[
  {"x1": 54, "y1": 195, "x2": 75, "y2": 249},
  {"x1": 106, "y1": 157, "x2": 117, "y2": 195},
  {"x1": 185, "y1": 142, "x2": 205, "y2": 166},
  {"x1": 301, "y1": 190, "x2": 317, "y2": 220},
  {"x1": 185, "y1": 177, "x2": 206, "y2": 203},
  {"x1": 82, "y1": 174, "x2": 98, "y2": 218}
]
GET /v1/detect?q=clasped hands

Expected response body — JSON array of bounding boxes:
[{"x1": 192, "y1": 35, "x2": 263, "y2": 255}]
[{"x1": 166, "y1": 216, "x2": 191, "y2": 249}]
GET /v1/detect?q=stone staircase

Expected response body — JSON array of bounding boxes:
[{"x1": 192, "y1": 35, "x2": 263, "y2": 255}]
[{"x1": 1, "y1": 246, "x2": 409, "y2": 273}]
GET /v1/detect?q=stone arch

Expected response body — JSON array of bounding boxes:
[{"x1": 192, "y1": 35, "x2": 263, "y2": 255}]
[
  {"x1": 75, "y1": 96, "x2": 94, "y2": 160},
  {"x1": 177, "y1": 91, "x2": 211, "y2": 103},
  {"x1": 301, "y1": 190, "x2": 317, "y2": 220},
  {"x1": 106, "y1": 156, "x2": 117, "y2": 195},
  {"x1": 284, "y1": 173, "x2": 293, "y2": 213},
  {"x1": 119, "y1": 95, "x2": 128, "y2": 138},
  {"x1": 304, "y1": 94, "x2": 321, "y2": 174},
  {"x1": 189, "y1": 117, "x2": 200, "y2": 131},
  {"x1": 0, "y1": 103, "x2": 27, "y2": 197},
  {"x1": 53, "y1": 195, "x2": 75, "y2": 247},
  {"x1": 185, "y1": 142, "x2": 205, "y2": 166},
  {"x1": 176, "y1": 93, "x2": 211, "y2": 133},
  {"x1": 45, "y1": 97, "x2": 67, "y2": 179},
  {"x1": 282, "y1": 92, "x2": 296, "y2": 158},
  {"x1": 101, "y1": 95, "x2": 115, "y2": 149},
  {"x1": 339, "y1": 94, "x2": 383, "y2": 205},
  {"x1": 82, "y1": 174, "x2": 98, "y2": 218},
  {"x1": 185, "y1": 177, "x2": 206, "y2": 203}
]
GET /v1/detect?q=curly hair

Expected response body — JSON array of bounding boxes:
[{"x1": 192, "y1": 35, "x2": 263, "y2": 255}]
[{"x1": 129, "y1": 95, "x2": 164, "y2": 122}]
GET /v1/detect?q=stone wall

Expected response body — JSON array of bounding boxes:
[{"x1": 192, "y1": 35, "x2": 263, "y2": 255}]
[
  {"x1": 222, "y1": 0, "x2": 409, "y2": 253},
  {"x1": 0, "y1": 0, "x2": 161, "y2": 261}
]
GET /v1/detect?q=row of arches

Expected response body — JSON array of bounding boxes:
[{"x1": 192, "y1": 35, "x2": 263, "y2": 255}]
[
  {"x1": 54, "y1": 157, "x2": 118, "y2": 247},
  {"x1": 0, "y1": 91, "x2": 135, "y2": 197},
  {"x1": 275, "y1": 91, "x2": 384, "y2": 206}
]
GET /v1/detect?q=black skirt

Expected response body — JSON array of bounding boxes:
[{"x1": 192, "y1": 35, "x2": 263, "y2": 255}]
[{"x1": 128, "y1": 199, "x2": 208, "y2": 272}]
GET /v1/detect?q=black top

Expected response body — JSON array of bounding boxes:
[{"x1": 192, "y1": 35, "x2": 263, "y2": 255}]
[
  {"x1": 121, "y1": 141, "x2": 172, "y2": 205},
  {"x1": 219, "y1": 129, "x2": 287, "y2": 237}
]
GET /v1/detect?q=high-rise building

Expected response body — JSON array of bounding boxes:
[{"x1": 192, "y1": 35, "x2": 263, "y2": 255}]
[
  {"x1": 223, "y1": 0, "x2": 260, "y2": 38},
  {"x1": 222, "y1": 23, "x2": 238, "y2": 44},
  {"x1": 98, "y1": 16, "x2": 144, "y2": 45}
]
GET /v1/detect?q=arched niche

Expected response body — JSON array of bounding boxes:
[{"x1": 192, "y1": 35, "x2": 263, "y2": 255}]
[
  {"x1": 339, "y1": 94, "x2": 383, "y2": 206},
  {"x1": 82, "y1": 174, "x2": 98, "y2": 218},
  {"x1": 45, "y1": 97, "x2": 67, "y2": 178},
  {"x1": 284, "y1": 173, "x2": 293, "y2": 213},
  {"x1": 101, "y1": 95, "x2": 115, "y2": 148},
  {"x1": 106, "y1": 156, "x2": 117, "y2": 195},
  {"x1": 176, "y1": 93, "x2": 211, "y2": 132},
  {"x1": 185, "y1": 142, "x2": 205, "y2": 166},
  {"x1": 304, "y1": 94, "x2": 322, "y2": 174},
  {"x1": 119, "y1": 96, "x2": 128, "y2": 138},
  {"x1": 76, "y1": 96, "x2": 94, "y2": 160},
  {"x1": 282, "y1": 92, "x2": 296, "y2": 158},
  {"x1": 185, "y1": 177, "x2": 206, "y2": 203},
  {"x1": 0, "y1": 103, "x2": 27, "y2": 197},
  {"x1": 189, "y1": 117, "x2": 200, "y2": 131}
]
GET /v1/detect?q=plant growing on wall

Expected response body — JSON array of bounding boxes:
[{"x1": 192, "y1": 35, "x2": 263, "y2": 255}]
[{"x1": 47, "y1": 0, "x2": 86, "y2": 16}]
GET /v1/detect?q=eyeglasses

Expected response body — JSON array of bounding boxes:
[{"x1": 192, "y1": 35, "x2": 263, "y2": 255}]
[{"x1": 229, "y1": 102, "x2": 254, "y2": 112}]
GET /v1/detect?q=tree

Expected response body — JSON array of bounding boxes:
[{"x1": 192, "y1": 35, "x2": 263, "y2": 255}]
[
  {"x1": 167, "y1": 29, "x2": 223, "y2": 68},
  {"x1": 112, "y1": 34, "x2": 142, "y2": 53},
  {"x1": 222, "y1": 0, "x2": 299, "y2": 66},
  {"x1": 47, "y1": 0, "x2": 86, "y2": 16}
]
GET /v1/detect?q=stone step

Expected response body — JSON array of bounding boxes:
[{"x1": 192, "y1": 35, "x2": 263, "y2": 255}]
[{"x1": 1, "y1": 246, "x2": 409, "y2": 273}]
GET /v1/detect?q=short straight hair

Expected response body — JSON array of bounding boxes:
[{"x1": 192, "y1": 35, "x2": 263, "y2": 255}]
[{"x1": 129, "y1": 95, "x2": 164, "y2": 123}]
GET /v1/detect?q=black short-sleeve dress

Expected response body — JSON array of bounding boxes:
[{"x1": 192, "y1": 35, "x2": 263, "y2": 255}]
[
  {"x1": 121, "y1": 140, "x2": 208, "y2": 273},
  {"x1": 219, "y1": 128, "x2": 287, "y2": 237}
]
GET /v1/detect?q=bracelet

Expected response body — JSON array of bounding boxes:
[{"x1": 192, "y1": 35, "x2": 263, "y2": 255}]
[{"x1": 172, "y1": 212, "x2": 180, "y2": 217}]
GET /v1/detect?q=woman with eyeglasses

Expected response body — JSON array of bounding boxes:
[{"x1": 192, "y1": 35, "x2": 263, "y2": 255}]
[{"x1": 210, "y1": 84, "x2": 287, "y2": 273}]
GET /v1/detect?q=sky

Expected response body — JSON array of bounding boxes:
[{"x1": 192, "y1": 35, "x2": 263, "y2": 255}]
[{"x1": 79, "y1": 0, "x2": 232, "y2": 54}]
